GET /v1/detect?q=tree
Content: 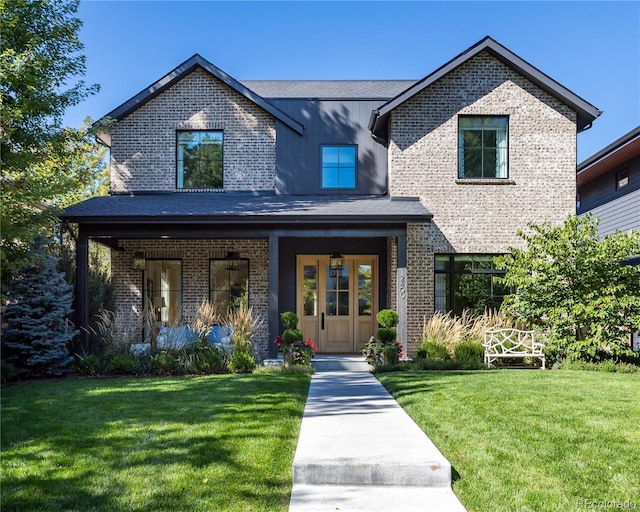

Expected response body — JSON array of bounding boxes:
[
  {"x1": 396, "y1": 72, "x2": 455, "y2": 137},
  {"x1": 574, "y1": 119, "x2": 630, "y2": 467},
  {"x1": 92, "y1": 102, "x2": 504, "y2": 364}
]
[
  {"x1": 495, "y1": 215, "x2": 640, "y2": 362},
  {"x1": 2, "y1": 237, "x2": 77, "y2": 377},
  {"x1": 1, "y1": 0, "x2": 102, "y2": 283}
]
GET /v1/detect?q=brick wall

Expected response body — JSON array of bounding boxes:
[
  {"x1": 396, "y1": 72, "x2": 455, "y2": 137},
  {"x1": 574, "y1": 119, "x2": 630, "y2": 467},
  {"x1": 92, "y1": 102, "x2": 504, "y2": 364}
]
[
  {"x1": 111, "y1": 239, "x2": 271, "y2": 356},
  {"x1": 110, "y1": 68, "x2": 277, "y2": 192},
  {"x1": 388, "y1": 51, "x2": 578, "y2": 351}
]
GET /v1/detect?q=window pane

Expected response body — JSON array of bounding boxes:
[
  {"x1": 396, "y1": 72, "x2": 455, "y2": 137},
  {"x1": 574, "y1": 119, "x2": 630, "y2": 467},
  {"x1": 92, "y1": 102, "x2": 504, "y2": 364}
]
[
  {"x1": 322, "y1": 146, "x2": 357, "y2": 189},
  {"x1": 177, "y1": 131, "x2": 223, "y2": 189},
  {"x1": 326, "y1": 266, "x2": 337, "y2": 291},
  {"x1": 358, "y1": 265, "x2": 372, "y2": 316},
  {"x1": 338, "y1": 264, "x2": 350, "y2": 290},
  {"x1": 483, "y1": 148, "x2": 497, "y2": 178},
  {"x1": 326, "y1": 291, "x2": 337, "y2": 316},
  {"x1": 209, "y1": 259, "x2": 249, "y2": 312},
  {"x1": 339, "y1": 146, "x2": 356, "y2": 166},
  {"x1": 435, "y1": 255, "x2": 450, "y2": 271},
  {"x1": 453, "y1": 255, "x2": 474, "y2": 272},
  {"x1": 145, "y1": 260, "x2": 181, "y2": 327},
  {"x1": 339, "y1": 167, "x2": 356, "y2": 188},
  {"x1": 303, "y1": 265, "x2": 318, "y2": 316},
  {"x1": 322, "y1": 167, "x2": 339, "y2": 188},
  {"x1": 338, "y1": 291, "x2": 349, "y2": 316},
  {"x1": 459, "y1": 117, "x2": 508, "y2": 179},
  {"x1": 435, "y1": 274, "x2": 449, "y2": 313}
]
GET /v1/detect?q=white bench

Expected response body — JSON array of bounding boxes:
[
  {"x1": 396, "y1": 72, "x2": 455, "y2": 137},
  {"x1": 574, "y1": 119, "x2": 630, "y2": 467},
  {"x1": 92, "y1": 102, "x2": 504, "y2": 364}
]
[{"x1": 483, "y1": 329, "x2": 545, "y2": 369}]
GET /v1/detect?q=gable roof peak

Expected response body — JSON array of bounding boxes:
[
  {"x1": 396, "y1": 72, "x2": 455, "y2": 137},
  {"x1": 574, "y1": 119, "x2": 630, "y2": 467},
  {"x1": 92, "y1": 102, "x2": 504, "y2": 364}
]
[
  {"x1": 369, "y1": 36, "x2": 601, "y2": 141},
  {"x1": 94, "y1": 53, "x2": 304, "y2": 145}
]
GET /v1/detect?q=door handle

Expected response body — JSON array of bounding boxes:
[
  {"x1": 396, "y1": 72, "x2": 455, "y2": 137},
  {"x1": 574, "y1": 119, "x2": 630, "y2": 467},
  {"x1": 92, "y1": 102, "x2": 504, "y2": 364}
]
[{"x1": 321, "y1": 313, "x2": 325, "y2": 330}]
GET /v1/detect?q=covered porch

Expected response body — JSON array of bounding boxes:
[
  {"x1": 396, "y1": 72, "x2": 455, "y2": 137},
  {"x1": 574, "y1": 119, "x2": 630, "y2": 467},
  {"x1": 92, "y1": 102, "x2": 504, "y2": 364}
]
[{"x1": 60, "y1": 193, "x2": 432, "y2": 358}]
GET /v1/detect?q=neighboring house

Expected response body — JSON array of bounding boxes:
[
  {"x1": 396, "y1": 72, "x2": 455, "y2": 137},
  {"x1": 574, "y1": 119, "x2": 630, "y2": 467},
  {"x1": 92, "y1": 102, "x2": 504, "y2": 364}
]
[
  {"x1": 577, "y1": 126, "x2": 640, "y2": 352},
  {"x1": 60, "y1": 36, "x2": 601, "y2": 358},
  {"x1": 577, "y1": 125, "x2": 640, "y2": 236}
]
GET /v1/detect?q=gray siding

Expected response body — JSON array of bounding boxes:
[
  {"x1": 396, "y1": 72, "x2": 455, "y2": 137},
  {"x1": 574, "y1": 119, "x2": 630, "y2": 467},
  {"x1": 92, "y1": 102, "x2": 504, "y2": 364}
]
[
  {"x1": 578, "y1": 155, "x2": 640, "y2": 214},
  {"x1": 583, "y1": 188, "x2": 640, "y2": 236},
  {"x1": 272, "y1": 99, "x2": 388, "y2": 195}
]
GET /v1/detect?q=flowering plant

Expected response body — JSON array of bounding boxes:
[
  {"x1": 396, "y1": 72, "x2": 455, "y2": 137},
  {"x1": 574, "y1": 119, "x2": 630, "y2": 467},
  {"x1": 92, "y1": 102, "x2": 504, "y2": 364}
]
[{"x1": 275, "y1": 311, "x2": 318, "y2": 367}]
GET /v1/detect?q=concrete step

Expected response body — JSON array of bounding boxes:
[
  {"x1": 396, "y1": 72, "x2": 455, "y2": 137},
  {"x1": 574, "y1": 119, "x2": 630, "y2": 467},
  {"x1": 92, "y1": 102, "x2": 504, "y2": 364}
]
[
  {"x1": 289, "y1": 484, "x2": 467, "y2": 511},
  {"x1": 311, "y1": 355, "x2": 372, "y2": 372}
]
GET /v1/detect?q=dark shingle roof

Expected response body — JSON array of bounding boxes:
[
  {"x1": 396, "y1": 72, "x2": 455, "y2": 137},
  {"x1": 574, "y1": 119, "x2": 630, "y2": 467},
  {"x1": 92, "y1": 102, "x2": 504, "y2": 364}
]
[
  {"x1": 240, "y1": 80, "x2": 416, "y2": 100},
  {"x1": 60, "y1": 193, "x2": 431, "y2": 224}
]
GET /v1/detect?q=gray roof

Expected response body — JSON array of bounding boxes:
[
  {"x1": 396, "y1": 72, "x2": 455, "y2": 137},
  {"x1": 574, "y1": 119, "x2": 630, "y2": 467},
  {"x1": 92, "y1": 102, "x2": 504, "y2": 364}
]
[
  {"x1": 60, "y1": 193, "x2": 432, "y2": 224},
  {"x1": 240, "y1": 80, "x2": 416, "y2": 100},
  {"x1": 370, "y1": 36, "x2": 602, "y2": 140}
]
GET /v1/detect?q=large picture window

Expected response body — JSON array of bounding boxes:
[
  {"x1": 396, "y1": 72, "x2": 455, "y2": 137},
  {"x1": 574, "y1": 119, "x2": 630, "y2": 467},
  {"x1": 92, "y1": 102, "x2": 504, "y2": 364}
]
[
  {"x1": 145, "y1": 260, "x2": 182, "y2": 326},
  {"x1": 435, "y1": 254, "x2": 509, "y2": 315},
  {"x1": 210, "y1": 259, "x2": 249, "y2": 312},
  {"x1": 458, "y1": 116, "x2": 508, "y2": 179},
  {"x1": 177, "y1": 131, "x2": 223, "y2": 189},
  {"x1": 321, "y1": 145, "x2": 357, "y2": 189}
]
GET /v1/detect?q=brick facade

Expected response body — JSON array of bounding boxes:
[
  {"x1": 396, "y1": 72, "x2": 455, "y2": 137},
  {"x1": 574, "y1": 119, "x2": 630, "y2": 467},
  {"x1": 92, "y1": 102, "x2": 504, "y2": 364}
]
[
  {"x1": 112, "y1": 239, "x2": 270, "y2": 356},
  {"x1": 388, "y1": 52, "x2": 577, "y2": 350},
  {"x1": 86, "y1": 46, "x2": 589, "y2": 359},
  {"x1": 110, "y1": 68, "x2": 277, "y2": 193}
]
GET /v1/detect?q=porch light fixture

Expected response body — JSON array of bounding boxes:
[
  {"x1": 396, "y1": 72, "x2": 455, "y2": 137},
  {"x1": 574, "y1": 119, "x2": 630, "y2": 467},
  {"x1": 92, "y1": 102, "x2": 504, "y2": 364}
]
[
  {"x1": 225, "y1": 251, "x2": 240, "y2": 272},
  {"x1": 132, "y1": 251, "x2": 146, "y2": 270},
  {"x1": 329, "y1": 252, "x2": 344, "y2": 271}
]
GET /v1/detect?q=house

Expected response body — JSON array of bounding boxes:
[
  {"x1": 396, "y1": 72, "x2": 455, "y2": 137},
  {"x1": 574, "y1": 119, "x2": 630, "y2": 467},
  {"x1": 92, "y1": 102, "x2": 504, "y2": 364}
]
[
  {"x1": 577, "y1": 125, "x2": 640, "y2": 236},
  {"x1": 577, "y1": 125, "x2": 640, "y2": 351},
  {"x1": 60, "y1": 36, "x2": 601, "y2": 358}
]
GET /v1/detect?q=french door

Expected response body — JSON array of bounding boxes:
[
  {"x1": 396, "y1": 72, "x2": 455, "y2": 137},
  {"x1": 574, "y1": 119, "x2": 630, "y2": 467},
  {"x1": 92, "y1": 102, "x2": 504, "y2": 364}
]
[{"x1": 297, "y1": 255, "x2": 378, "y2": 353}]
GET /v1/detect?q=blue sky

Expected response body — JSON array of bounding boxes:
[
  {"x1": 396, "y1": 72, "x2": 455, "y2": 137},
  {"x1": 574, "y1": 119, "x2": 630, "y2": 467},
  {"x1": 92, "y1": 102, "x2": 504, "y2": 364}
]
[{"x1": 66, "y1": 0, "x2": 640, "y2": 163}]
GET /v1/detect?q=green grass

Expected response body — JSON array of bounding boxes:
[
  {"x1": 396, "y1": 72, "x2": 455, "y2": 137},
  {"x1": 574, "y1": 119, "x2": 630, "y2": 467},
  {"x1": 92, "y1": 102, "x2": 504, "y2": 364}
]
[
  {"x1": 1, "y1": 374, "x2": 310, "y2": 512},
  {"x1": 378, "y1": 370, "x2": 640, "y2": 512}
]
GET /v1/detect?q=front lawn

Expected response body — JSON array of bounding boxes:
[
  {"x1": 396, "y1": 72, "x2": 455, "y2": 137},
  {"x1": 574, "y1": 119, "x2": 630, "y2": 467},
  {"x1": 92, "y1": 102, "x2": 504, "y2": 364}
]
[
  {"x1": 1, "y1": 374, "x2": 310, "y2": 512},
  {"x1": 378, "y1": 370, "x2": 640, "y2": 512}
]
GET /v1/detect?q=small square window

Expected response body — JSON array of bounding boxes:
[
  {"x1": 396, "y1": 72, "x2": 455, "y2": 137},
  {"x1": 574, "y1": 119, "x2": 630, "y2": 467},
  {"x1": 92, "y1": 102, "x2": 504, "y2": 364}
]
[
  {"x1": 616, "y1": 169, "x2": 629, "y2": 190},
  {"x1": 322, "y1": 146, "x2": 357, "y2": 189}
]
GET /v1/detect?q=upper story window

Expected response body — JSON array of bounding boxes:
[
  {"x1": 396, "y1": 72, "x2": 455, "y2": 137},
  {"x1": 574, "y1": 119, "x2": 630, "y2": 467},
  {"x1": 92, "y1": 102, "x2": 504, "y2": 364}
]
[
  {"x1": 616, "y1": 169, "x2": 629, "y2": 190},
  {"x1": 458, "y1": 116, "x2": 508, "y2": 179},
  {"x1": 177, "y1": 131, "x2": 223, "y2": 189},
  {"x1": 321, "y1": 145, "x2": 357, "y2": 189}
]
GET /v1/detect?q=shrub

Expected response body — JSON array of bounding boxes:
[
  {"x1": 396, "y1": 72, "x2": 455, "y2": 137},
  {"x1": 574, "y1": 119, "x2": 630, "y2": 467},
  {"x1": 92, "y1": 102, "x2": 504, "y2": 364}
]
[
  {"x1": 229, "y1": 350, "x2": 256, "y2": 374},
  {"x1": 416, "y1": 340, "x2": 450, "y2": 360},
  {"x1": 74, "y1": 354, "x2": 102, "y2": 376},
  {"x1": 280, "y1": 311, "x2": 299, "y2": 329},
  {"x1": 108, "y1": 353, "x2": 141, "y2": 375},
  {"x1": 282, "y1": 329, "x2": 303, "y2": 344},
  {"x1": 555, "y1": 360, "x2": 640, "y2": 373},
  {"x1": 377, "y1": 327, "x2": 396, "y2": 344},
  {"x1": 1, "y1": 360, "x2": 16, "y2": 384},
  {"x1": 193, "y1": 344, "x2": 228, "y2": 374},
  {"x1": 377, "y1": 309, "x2": 399, "y2": 328},
  {"x1": 454, "y1": 340, "x2": 484, "y2": 368},
  {"x1": 151, "y1": 351, "x2": 176, "y2": 375}
]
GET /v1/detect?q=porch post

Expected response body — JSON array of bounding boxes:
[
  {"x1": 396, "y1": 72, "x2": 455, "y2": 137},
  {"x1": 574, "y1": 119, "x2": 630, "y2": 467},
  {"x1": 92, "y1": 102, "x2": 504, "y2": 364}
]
[
  {"x1": 396, "y1": 234, "x2": 408, "y2": 360},
  {"x1": 268, "y1": 235, "x2": 279, "y2": 358},
  {"x1": 76, "y1": 227, "x2": 90, "y2": 349}
]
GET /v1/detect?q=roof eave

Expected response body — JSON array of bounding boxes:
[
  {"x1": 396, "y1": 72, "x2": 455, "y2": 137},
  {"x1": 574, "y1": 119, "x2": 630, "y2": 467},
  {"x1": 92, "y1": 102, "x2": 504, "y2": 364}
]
[
  {"x1": 370, "y1": 36, "x2": 601, "y2": 135},
  {"x1": 92, "y1": 54, "x2": 304, "y2": 139}
]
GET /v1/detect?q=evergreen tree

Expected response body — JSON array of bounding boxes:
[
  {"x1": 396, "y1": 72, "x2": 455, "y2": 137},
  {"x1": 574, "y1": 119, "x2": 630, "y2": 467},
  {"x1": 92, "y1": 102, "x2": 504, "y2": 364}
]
[{"x1": 2, "y1": 238, "x2": 76, "y2": 377}]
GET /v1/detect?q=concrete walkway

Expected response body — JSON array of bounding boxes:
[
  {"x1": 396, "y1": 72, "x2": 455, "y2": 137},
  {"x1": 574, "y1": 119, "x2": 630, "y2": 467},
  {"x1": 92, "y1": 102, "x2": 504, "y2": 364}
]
[{"x1": 289, "y1": 370, "x2": 467, "y2": 511}]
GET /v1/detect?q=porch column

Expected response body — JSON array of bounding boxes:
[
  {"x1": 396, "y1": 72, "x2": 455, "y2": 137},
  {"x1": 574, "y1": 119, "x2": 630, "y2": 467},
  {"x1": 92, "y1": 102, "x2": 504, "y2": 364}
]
[
  {"x1": 268, "y1": 235, "x2": 279, "y2": 358},
  {"x1": 396, "y1": 234, "x2": 408, "y2": 359},
  {"x1": 76, "y1": 227, "x2": 90, "y2": 348}
]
